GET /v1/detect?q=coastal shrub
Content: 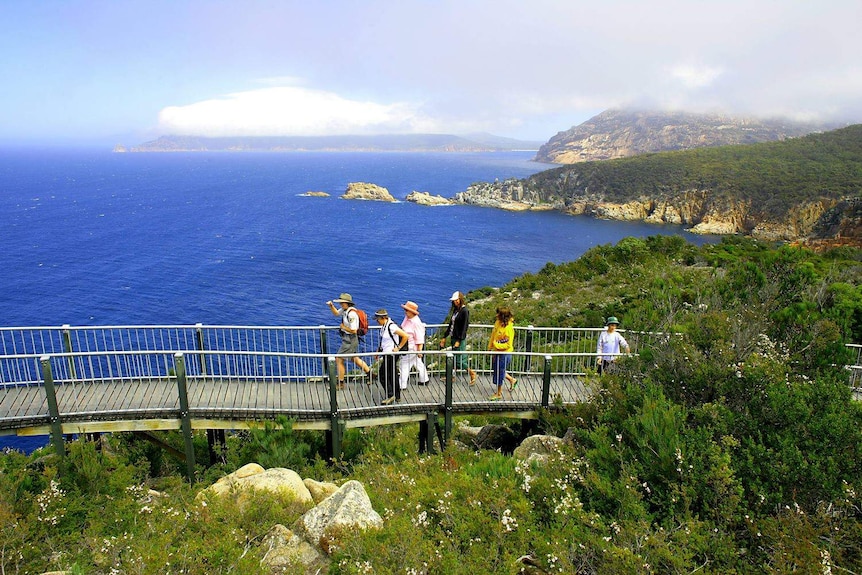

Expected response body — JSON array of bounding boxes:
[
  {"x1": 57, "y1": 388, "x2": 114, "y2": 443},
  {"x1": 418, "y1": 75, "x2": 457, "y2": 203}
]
[{"x1": 227, "y1": 415, "x2": 322, "y2": 471}]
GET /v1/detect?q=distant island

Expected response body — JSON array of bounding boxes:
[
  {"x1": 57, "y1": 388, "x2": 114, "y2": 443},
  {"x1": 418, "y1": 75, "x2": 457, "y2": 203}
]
[{"x1": 125, "y1": 133, "x2": 544, "y2": 153}]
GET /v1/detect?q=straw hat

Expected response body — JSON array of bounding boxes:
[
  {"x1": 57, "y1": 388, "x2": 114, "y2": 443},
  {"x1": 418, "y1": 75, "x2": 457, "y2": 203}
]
[{"x1": 333, "y1": 293, "x2": 354, "y2": 304}]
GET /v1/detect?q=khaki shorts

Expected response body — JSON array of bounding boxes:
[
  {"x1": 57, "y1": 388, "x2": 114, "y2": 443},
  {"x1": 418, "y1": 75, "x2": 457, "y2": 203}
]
[{"x1": 337, "y1": 333, "x2": 359, "y2": 354}]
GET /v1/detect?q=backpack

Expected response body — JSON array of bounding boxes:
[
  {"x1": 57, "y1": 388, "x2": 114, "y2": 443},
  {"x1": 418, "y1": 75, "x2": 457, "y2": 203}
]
[{"x1": 352, "y1": 308, "x2": 369, "y2": 337}]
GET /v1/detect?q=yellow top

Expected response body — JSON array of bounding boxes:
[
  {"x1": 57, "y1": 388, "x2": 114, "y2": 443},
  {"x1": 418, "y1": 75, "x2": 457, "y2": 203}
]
[{"x1": 488, "y1": 319, "x2": 514, "y2": 352}]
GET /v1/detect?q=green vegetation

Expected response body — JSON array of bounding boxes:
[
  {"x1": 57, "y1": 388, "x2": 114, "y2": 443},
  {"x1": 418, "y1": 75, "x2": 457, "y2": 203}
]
[
  {"x1": 3, "y1": 237, "x2": 862, "y2": 573},
  {"x1": 526, "y1": 124, "x2": 862, "y2": 218}
]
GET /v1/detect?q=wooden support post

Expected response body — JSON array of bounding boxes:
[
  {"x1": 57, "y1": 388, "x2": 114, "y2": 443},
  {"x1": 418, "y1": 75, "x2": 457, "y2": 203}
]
[
  {"x1": 39, "y1": 356, "x2": 65, "y2": 458},
  {"x1": 524, "y1": 325, "x2": 534, "y2": 373},
  {"x1": 418, "y1": 419, "x2": 429, "y2": 454},
  {"x1": 425, "y1": 412, "x2": 437, "y2": 454},
  {"x1": 61, "y1": 324, "x2": 77, "y2": 379},
  {"x1": 194, "y1": 323, "x2": 207, "y2": 376},
  {"x1": 444, "y1": 352, "x2": 454, "y2": 445},
  {"x1": 319, "y1": 325, "x2": 329, "y2": 381},
  {"x1": 541, "y1": 355, "x2": 552, "y2": 408},
  {"x1": 325, "y1": 356, "x2": 343, "y2": 460},
  {"x1": 174, "y1": 353, "x2": 196, "y2": 483},
  {"x1": 419, "y1": 412, "x2": 440, "y2": 454}
]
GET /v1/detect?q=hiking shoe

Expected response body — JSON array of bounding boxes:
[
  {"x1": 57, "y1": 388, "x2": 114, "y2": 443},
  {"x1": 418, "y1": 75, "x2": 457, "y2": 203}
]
[{"x1": 381, "y1": 396, "x2": 396, "y2": 405}]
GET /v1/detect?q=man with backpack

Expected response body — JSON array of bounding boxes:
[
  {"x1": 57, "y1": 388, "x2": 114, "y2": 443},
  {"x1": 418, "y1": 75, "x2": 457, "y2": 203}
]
[
  {"x1": 326, "y1": 293, "x2": 372, "y2": 389},
  {"x1": 374, "y1": 309, "x2": 408, "y2": 405}
]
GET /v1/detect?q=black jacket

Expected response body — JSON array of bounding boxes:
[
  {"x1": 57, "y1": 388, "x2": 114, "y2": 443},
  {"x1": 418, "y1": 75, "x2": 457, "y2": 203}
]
[{"x1": 445, "y1": 306, "x2": 470, "y2": 341}]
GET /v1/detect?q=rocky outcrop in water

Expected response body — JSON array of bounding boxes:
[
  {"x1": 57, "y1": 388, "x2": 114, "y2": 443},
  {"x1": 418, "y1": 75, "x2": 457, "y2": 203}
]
[
  {"x1": 340, "y1": 182, "x2": 397, "y2": 202},
  {"x1": 405, "y1": 191, "x2": 453, "y2": 206}
]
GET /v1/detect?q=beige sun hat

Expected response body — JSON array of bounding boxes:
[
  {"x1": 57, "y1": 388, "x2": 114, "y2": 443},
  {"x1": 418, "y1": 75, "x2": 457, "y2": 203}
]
[{"x1": 333, "y1": 293, "x2": 354, "y2": 304}]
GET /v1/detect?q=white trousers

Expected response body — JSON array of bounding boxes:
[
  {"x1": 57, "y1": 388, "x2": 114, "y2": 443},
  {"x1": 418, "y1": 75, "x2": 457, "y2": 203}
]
[{"x1": 399, "y1": 354, "x2": 428, "y2": 388}]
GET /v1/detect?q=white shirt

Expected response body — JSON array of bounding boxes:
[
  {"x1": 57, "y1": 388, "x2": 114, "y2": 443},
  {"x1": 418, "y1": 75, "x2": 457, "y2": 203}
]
[
  {"x1": 597, "y1": 329, "x2": 629, "y2": 361},
  {"x1": 380, "y1": 319, "x2": 400, "y2": 353},
  {"x1": 340, "y1": 307, "x2": 359, "y2": 332}
]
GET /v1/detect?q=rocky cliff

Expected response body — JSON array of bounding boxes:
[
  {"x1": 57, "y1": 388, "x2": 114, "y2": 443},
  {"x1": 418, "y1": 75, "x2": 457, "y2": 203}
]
[
  {"x1": 535, "y1": 109, "x2": 827, "y2": 164},
  {"x1": 457, "y1": 125, "x2": 862, "y2": 244},
  {"x1": 452, "y1": 182, "x2": 858, "y2": 244}
]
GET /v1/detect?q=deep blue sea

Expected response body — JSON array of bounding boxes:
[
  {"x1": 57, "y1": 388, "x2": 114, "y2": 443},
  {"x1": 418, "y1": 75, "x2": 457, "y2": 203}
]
[{"x1": 1, "y1": 149, "x2": 715, "y2": 452}]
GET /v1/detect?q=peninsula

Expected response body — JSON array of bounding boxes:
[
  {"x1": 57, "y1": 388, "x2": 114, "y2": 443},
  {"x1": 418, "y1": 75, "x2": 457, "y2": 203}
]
[{"x1": 453, "y1": 124, "x2": 862, "y2": 245}]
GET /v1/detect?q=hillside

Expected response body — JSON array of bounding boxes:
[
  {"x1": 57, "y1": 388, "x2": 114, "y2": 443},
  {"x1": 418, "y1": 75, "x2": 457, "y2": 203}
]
[
  {"x1": 129, "y1": 133, "x2": 541, "y2": 153},
  {"x1": 455, "y1": 124, "x2": 862, "y2": 243},
  {"x1": 535, "y1": 109, "x2": 830, "y2": 164},
  {"x1": 4, "y1": 237, "x2": 862, "y2": 575}
]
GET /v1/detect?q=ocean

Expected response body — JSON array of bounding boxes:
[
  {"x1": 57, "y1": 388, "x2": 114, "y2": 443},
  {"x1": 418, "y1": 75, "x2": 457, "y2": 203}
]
[{"x1": 1, "y1": 148, "x2": 714, "y2": 452}]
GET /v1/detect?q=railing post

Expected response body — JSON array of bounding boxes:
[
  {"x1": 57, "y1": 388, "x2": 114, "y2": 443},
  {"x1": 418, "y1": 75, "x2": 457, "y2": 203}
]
[
  {"x1": 541, "y1": 355, "x2": 552, "y2": 408},
  {"x1": 194, "y1": 323, "x2": 207, "y2": 376},
  {"x1": 325, "y1": 356, "x2": 343, "y2": 460},
  {"x1": 524, "y1": 325, "x2": 534, "y2": 373},
  {"x1": 61, "y1": 324, "x2": 77, "y2": 379},
  {"x1": 174, "y1": 353, "x2": 196, "y2": 483},
  {"x1": 319, "y1": 325, "x2": 329, "y2": 379},
  {"x1": 39, "y1": 356, "x2": 65, "y2": 458},
  {"x1": 444, "y1": 352, "x2": 454, "y2": 445}
]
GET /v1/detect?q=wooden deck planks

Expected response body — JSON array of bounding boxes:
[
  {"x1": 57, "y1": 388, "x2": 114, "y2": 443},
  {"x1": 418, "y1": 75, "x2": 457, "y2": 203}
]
[{"x1": 0, "y1": 373, "x2": 593, "y2": 432}]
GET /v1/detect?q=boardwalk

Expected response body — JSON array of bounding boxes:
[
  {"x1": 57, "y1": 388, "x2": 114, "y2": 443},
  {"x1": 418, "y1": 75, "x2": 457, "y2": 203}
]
[
  {"x1": 3, "y1": 324, "x2": 860, "y2": 438},
  {"x1": 0, "y1": 323, "x2": 624, "y2": 439},
  {"x1": 3, "y1": 324, "x2": 861, "y2": 469}
]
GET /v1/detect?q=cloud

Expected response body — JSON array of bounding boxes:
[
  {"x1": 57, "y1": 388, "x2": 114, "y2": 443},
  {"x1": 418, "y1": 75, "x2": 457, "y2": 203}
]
[
  {"x1": 667, "y1": 64, "x2": 724, "y2": 90},
  {"x1": 157, "y1": 86, "x2": 443, "y2": 137}
]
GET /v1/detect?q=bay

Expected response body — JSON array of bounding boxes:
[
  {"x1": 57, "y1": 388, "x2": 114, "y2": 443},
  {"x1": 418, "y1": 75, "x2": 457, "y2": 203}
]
[
  {"x1": 1, "y1": 149, "x2": 716, "y2": 452},
  {"x1": 1, "y1": 149, "x2": 714, "y2": 328}
]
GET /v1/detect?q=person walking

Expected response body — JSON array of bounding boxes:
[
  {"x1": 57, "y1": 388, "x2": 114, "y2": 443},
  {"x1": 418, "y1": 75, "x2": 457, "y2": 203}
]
[
  {"x1": 440, "y1": 291, "x2": 477, "y2": 385},
  {"x1": 374, "y1": 309, "x2": 407, "y2": 405},
  {"x1": 596, "y1": 316, "x2": 630, "y2": 375},
  {"x1": 487, "y1": 306, "x2": 514, "y2": 400},
  {"x1": 326, "y1": 293, "x2": 372, "y2": 389},
  {"x1": 399, "y1": 301, "x2": 430, "y2": 389}
]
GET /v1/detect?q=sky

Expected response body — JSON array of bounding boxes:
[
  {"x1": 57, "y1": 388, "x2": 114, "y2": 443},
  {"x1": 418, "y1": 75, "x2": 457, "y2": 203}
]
[{"x1": 1, "y1": 0, "x2": 861, "y2": 147}]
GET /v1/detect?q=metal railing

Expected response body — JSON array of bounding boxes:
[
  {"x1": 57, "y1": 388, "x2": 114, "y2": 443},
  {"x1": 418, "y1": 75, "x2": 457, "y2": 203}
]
[
  {"x1": 3, "y1": 324, "x2": 859, "y2": 472},
  {"x1": 846, "y1": 344, "x2": 862, "y2": 388},
  {"x1": 0, "y1": 323, "x2": 657, "y2": 433},
  {"x1": 1, "y1": 323, "x2": 661, "y2": 385}
]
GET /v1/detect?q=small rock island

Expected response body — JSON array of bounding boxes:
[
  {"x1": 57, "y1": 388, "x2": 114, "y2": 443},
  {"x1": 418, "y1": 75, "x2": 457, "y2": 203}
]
[{"x1": 340, "y1": 182, "x2": 397, "y2": 202}]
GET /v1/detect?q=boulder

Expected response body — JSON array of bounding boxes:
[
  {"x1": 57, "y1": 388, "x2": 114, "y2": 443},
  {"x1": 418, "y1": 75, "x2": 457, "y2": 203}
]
[
  {"x1": 474, "y1": 424, "x2": 517, "y2": 453},
  {"x1": 259, "y1": 524, "x2": 329, "y2": 574},
  {"x1": 340, "y1": 182, "x2": 397, "y2": 202},
  {"x1": 303, "y1": 478, "x2": 339, "y2": 504},
  {"x1": 296, "y1": 480, "x2": 382, "y2": 553},
  {"x1": 453, "y1": 424, "x2": 484, "y2": 444},
  {"x1": 513, "y1": 434, "x2": 566, "y2": 465},
  {"x1": 198, "y1": 464, "x2": 314, "y2": 506}
]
